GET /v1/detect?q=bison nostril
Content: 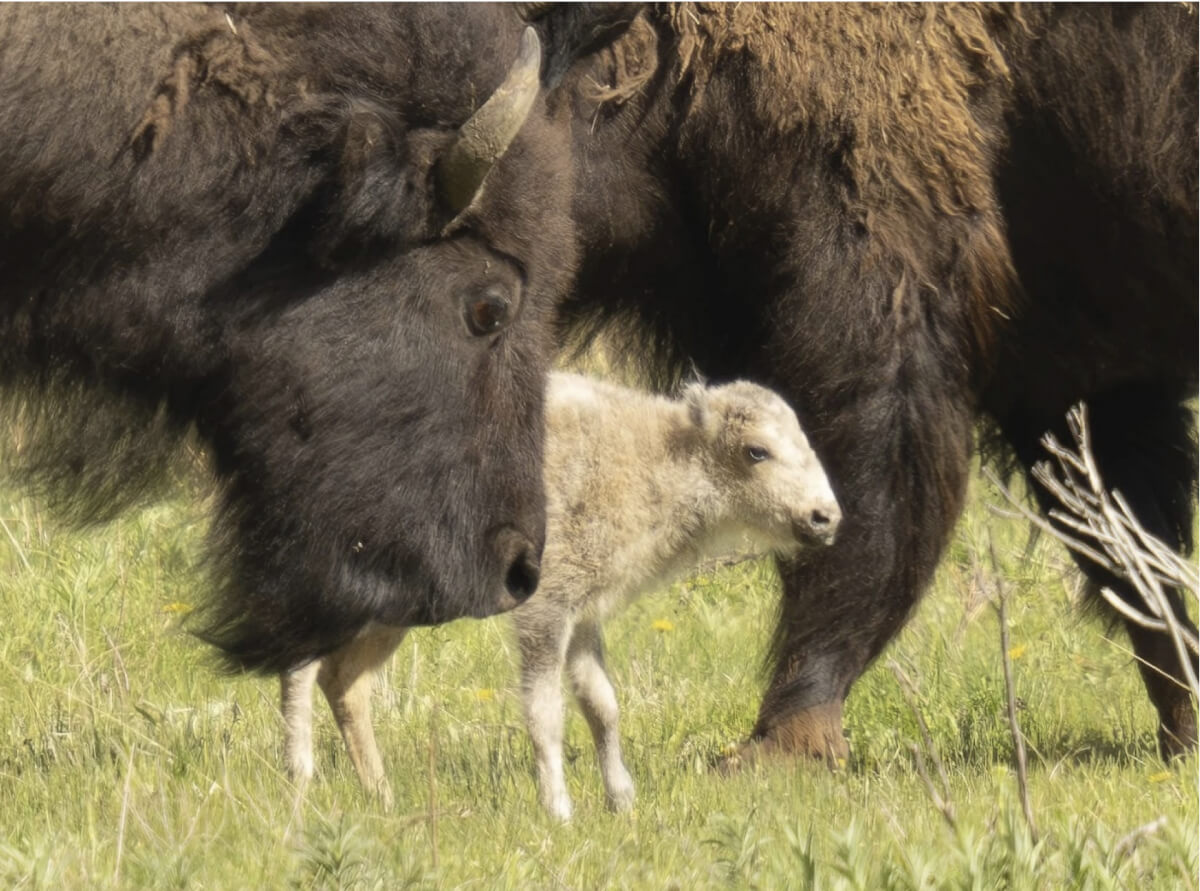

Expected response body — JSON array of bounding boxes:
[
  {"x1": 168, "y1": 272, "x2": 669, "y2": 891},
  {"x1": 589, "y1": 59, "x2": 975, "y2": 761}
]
[
  {"x1": 504, "y1": 546, "x2": 540, "y2": 600},
  {"x1": 478, "y1": 528, "x2": 543, "y2": 616},
  {"x1": 493, "y1": 527, "x2": 541, "y2": 602},
  {"x1": 810, "y1": 509, "x2": 833, "y2": 530}
]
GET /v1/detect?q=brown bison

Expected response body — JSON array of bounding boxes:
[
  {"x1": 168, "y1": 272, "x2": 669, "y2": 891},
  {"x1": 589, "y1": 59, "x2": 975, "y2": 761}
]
[
  {"x1": 552, "y1": 4, "x2": 1198, "y2": 759},
  {"x1": 0, "y1": 4, "x2": 631, "y2": 672}
]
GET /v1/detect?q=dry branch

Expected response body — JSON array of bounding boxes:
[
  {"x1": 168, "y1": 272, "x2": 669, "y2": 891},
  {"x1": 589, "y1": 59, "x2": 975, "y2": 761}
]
[
  {"x1": 986, "y1": 403, "x2": 1198, "y2": 702},
  {"x1": 888, "y1": 659, "x2": 956, "y2": 830},
  {"x1": 987, "y1": 532, "x2": 1037, "y2": 844}
]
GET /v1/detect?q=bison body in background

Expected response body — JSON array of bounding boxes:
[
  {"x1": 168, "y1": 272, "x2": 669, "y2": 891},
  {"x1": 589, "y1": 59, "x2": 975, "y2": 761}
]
[
  {"x1": 0, "y1": 4, "x2": 620, "y2": 672},
  {"x1": 557, "y1": 4, "x2": 1198, "y2": 757}
]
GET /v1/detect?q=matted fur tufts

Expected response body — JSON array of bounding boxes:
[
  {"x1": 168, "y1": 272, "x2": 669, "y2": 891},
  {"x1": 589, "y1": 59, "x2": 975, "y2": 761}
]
[{"x1": 588, "y1": 3, "x2": 1025, "y2": 374}]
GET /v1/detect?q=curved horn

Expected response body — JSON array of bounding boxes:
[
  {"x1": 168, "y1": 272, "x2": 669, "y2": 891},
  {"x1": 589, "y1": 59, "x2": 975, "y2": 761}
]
[{"x1": 438, "y1": 27, "x2": 542, "y2": 213}]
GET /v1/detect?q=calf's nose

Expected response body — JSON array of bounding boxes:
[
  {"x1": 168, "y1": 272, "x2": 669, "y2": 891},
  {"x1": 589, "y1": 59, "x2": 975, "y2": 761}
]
[{"x1": 796, "y1": 501, "x2": 841, "y2": 546}]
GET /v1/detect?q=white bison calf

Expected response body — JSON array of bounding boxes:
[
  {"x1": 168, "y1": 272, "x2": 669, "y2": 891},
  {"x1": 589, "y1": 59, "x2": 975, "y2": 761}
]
[{"x1": 281, "y1": 372, "x2": 841, "y2": 817}]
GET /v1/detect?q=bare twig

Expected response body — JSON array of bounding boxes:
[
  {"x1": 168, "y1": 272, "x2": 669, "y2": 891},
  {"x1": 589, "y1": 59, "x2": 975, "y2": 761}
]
[
  {"x1": 428, "y1": 706, "x2": 439, "y2": 873},
  {"x1": 987, "y1": 533, "x2": 1037, "y2": 843},
  {"x1": 983, "y1": 469, "x2": 1116, "y2": 574},
  {"x1": 987, "y1": 403, "x2": 1198, "y2": 703},
  {"x1": 888, "y1": 659, "x2": 956, "y2": 829},
  {"x1": 1097, "y1": 586, "x2": 1174, "y2": 634}
]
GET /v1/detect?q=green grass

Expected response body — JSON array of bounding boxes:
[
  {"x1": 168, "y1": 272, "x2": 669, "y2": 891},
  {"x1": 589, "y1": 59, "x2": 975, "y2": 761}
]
[{"x1": 0, "y1": 464, "x2": 1196, "y2": 889}]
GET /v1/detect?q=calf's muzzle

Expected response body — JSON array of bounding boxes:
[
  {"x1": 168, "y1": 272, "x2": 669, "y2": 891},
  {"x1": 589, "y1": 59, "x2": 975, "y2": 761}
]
[{"x1": 793, "y1": 501, "x2": 842, "y2": 548}]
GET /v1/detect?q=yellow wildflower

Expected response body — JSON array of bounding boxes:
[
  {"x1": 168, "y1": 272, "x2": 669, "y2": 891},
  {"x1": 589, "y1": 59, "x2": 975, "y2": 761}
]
[
  {"x1": 475, "y1": 688, "x2": 496, "y2": 702},
  {"x1": 1007, "y1": 644, "x2": 1026, "y2": 660},
  {"x1": 651, "y1": 618, "x2": 675, "y2": 632}
]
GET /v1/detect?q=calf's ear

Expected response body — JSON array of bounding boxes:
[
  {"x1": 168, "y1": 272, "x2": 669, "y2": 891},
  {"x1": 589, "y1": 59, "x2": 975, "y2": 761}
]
[{"x1": 684, "y1": 382, "x2": 711, "y2": 435}]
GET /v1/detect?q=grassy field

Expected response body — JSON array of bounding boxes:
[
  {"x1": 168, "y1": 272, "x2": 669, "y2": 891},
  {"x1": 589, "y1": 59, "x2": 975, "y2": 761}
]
[{"x1": 0, "y1": 448, "x2": 1196, "y2": 888}]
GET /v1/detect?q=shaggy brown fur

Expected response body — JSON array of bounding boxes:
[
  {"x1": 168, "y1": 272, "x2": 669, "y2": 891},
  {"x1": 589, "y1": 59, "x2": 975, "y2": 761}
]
[{"x1": 555, "y1": 3, "x2": 1197, "y2": 760}]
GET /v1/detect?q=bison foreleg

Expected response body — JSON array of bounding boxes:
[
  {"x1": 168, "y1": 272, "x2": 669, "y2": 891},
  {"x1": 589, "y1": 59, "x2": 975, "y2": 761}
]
[{"x1": 744, "y1": 355, "x2": 974, "y2": 764}]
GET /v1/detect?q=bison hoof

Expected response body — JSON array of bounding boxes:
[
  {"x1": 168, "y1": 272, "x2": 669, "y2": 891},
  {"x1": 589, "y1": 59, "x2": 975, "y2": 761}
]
[
  {"x1": 1160, "y1": 701, "x2": 1198, "y2": 760},
  {"x1": 717, "y1": 702, "x2": 851, "y2": 772},
  {"x1": 763, "y1": 701, "x2": 849, "y2": 764},
  {"x1": 712, "y1": 737, "x2": 846, "y2": 775},
  {"x1": 713, "y1": 742, "x2": 750, "y2": 775}
]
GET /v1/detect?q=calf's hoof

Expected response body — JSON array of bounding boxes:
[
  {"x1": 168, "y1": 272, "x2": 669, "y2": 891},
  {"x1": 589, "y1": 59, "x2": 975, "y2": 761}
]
[
  {"x1": 369, "y1": 778, "x2": 395, "y2": 813},
  {"x1": 285, "y1": 753, "x2": 315, "y2": 784},
  {"x1": 604, "y1": 771, "x2": 635, "y2": 814},
  {"x1": 541, "y1": 789, "x2": 573, "y2": 822}
]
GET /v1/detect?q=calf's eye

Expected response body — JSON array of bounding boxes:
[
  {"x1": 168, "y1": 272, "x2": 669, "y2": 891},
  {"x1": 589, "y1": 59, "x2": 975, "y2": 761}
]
[
  {"x1": 746, "y1": 444, "x2": 770, "y2": 463},
  {"x1": 464, "y1": 284, "x2": 513, "y2": 336}
]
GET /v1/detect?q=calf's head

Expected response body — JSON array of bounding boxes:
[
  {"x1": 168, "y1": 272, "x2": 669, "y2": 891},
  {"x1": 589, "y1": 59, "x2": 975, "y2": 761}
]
[{"x1": 687, "y1": 381, "x2": 841, "y2": 553}]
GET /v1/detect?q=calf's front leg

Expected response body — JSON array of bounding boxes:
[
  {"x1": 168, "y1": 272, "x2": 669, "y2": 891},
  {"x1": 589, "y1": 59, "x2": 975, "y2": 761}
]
[
  {"x1": 516, "y1": 608, "x2": 575, "y2": 821},
  {"x1": 281, "y1": 661, "x2": 320, "y2": 782},
  {"x1": 567, "y1": 619, "x2": 634, "y2": 813}
]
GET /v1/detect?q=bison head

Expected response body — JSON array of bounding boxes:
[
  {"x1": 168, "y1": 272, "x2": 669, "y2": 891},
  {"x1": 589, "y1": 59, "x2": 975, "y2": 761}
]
[
  {"x1": 0, "y1": 5, "x2": 627, "y2": 673},
  {"x1": 195, "y1": 23, "x2": 581, "y2": 670}
]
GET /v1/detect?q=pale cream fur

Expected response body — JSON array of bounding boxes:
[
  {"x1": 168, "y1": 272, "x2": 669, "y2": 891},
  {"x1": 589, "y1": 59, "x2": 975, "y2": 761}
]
[{"x1": 281, "y1": 372, "x2": 840, "y2": 816}]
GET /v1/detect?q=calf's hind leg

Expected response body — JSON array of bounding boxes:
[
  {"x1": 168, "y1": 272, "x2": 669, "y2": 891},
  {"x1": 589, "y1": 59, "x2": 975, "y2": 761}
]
[
  {"x1": 315, "y1": 625, "x2": 409, "y2": 807},
  {"x1": 568, "y1": 619, "x2": 635, "y2": 813}
]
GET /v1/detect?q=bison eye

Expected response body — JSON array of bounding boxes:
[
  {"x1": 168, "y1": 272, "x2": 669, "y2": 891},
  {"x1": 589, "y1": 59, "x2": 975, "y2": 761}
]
[
  {"x1": 746, "y1": 444, "x2": 771, "y2": 463},
  {"x1": 464, "y1": 284, "x2": 513, "y2": 336}
]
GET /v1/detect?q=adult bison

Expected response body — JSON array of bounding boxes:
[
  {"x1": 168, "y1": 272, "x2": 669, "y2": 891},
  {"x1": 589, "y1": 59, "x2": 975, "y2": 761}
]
[
  {"x1": 0, "y1": 4, "x2": 630, "y2": 672},
  {"x1": 551, "y1": 4, "x2": 1198, "y2": 758}
]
